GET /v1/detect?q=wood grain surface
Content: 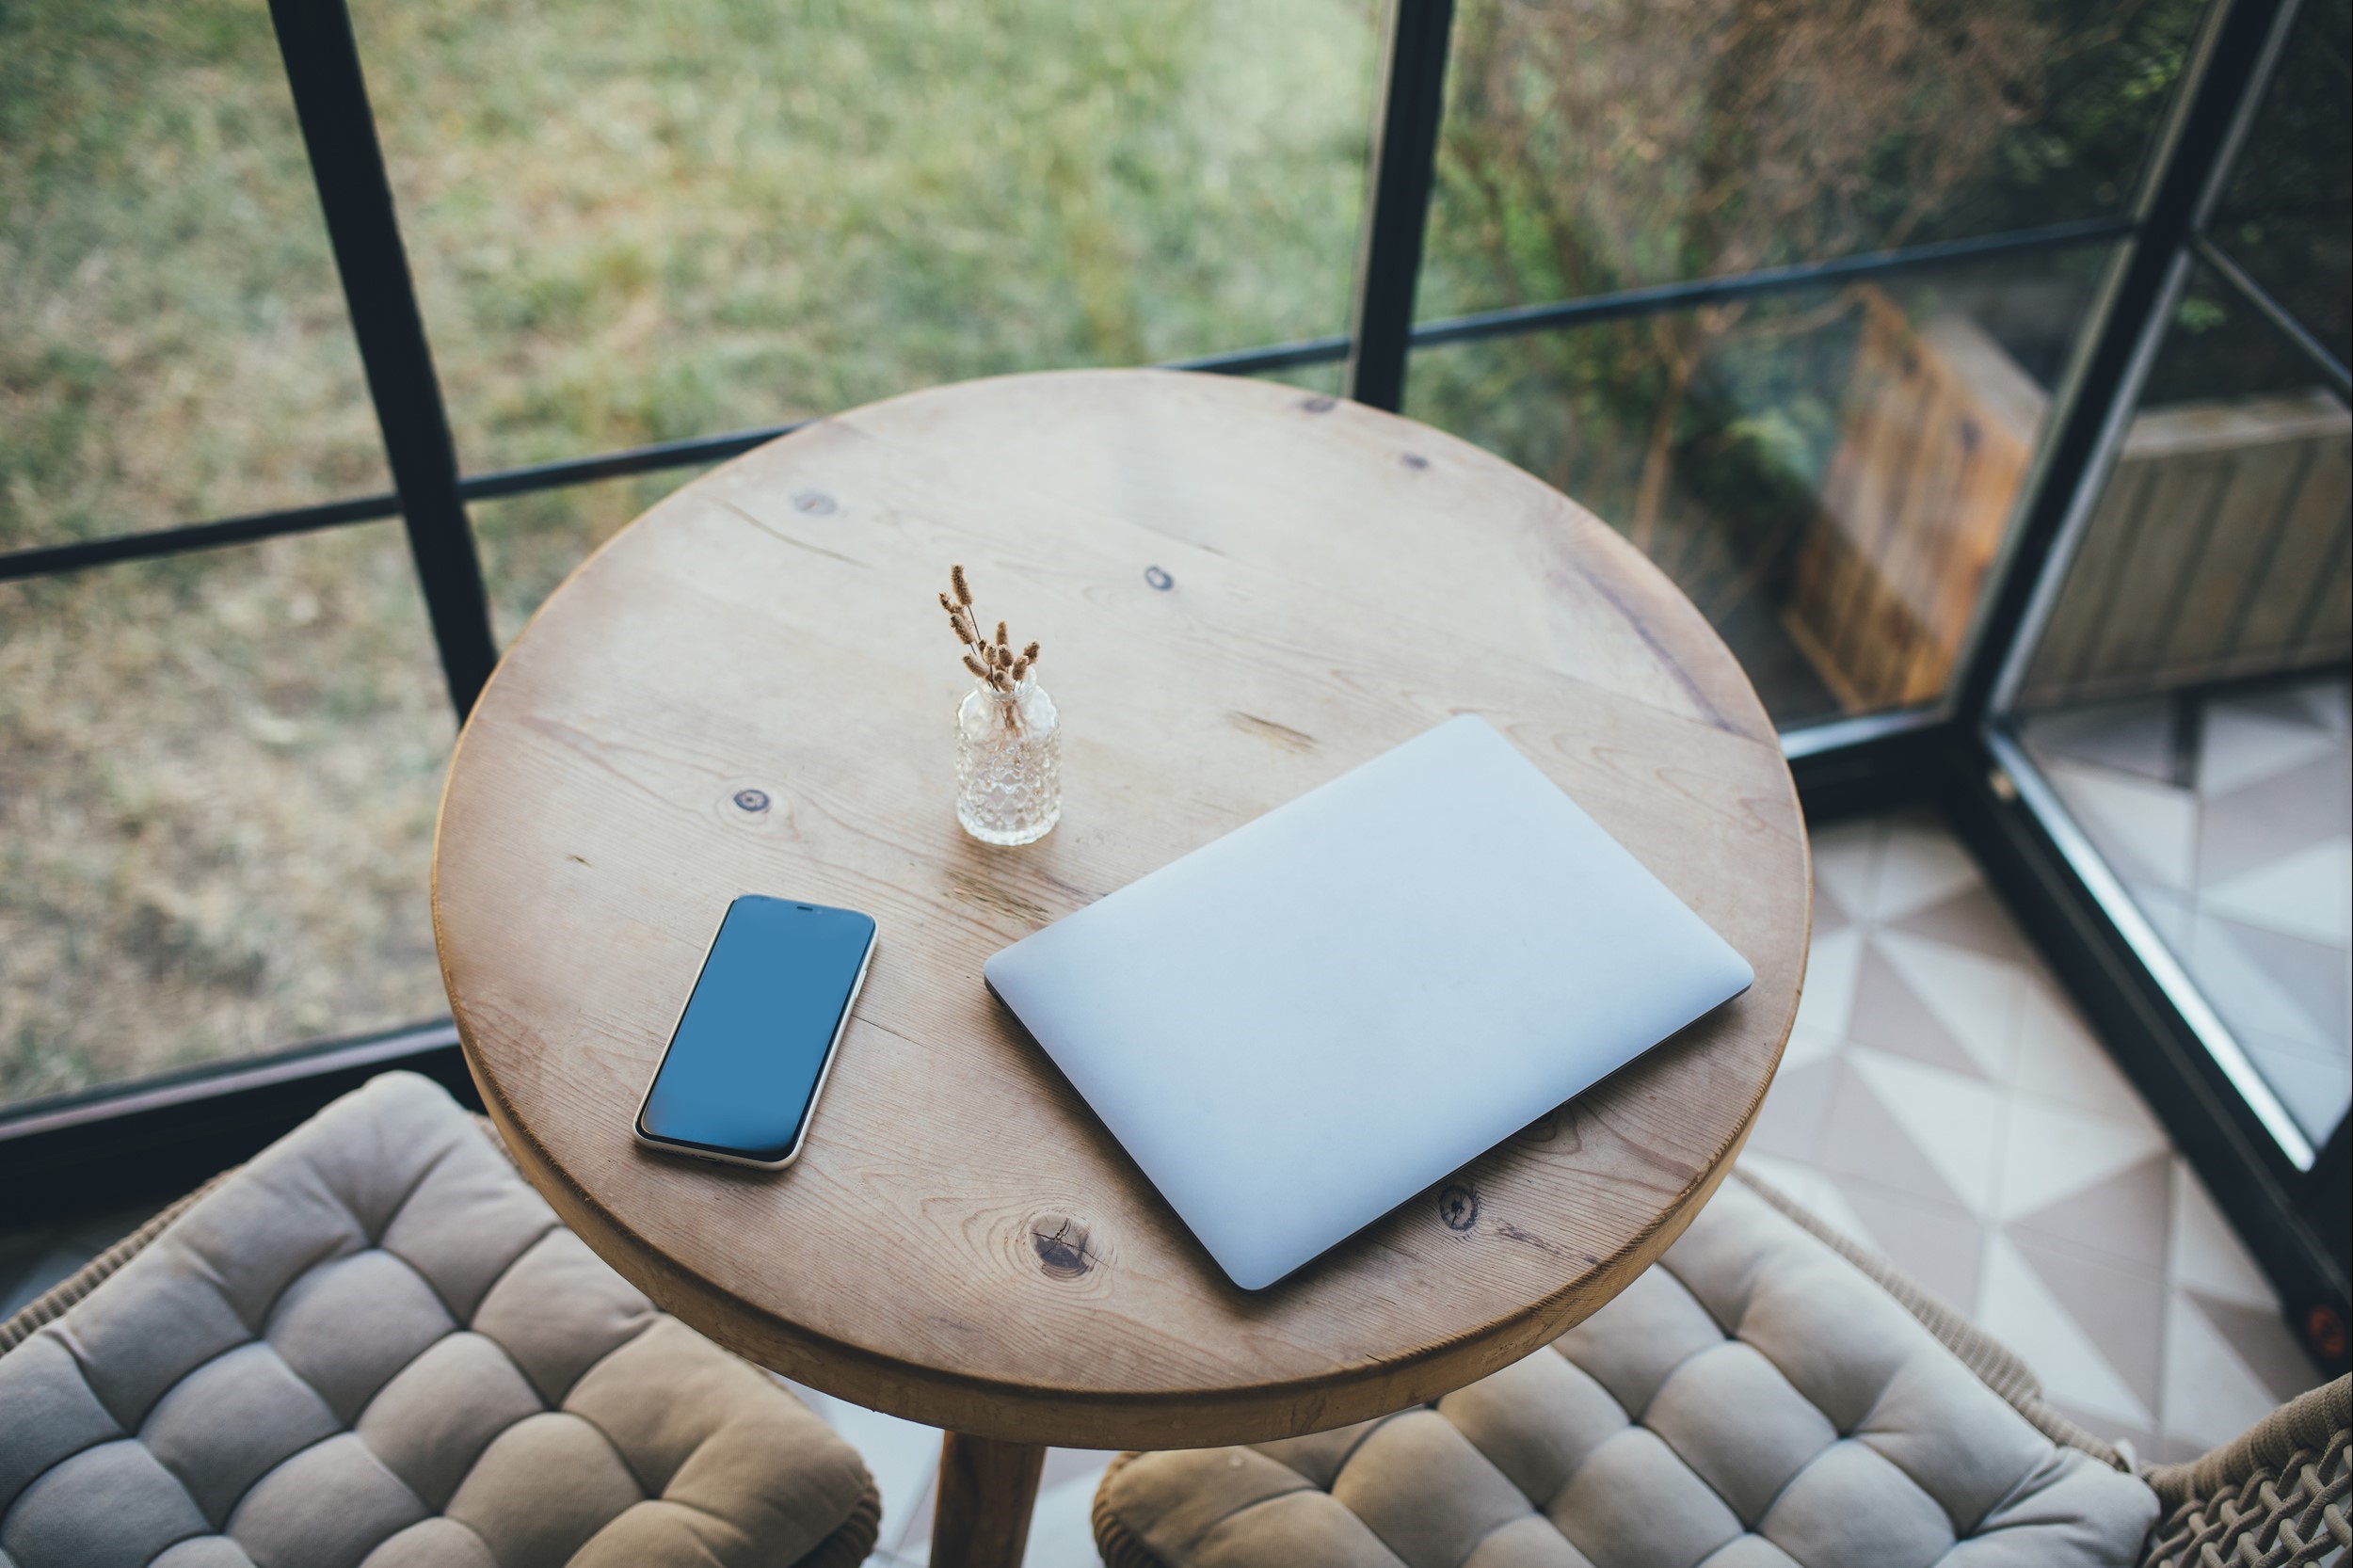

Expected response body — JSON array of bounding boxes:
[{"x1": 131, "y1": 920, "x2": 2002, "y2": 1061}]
[{"x1": 433, "y1": 368, "x2": 1810, "y2": 1449}]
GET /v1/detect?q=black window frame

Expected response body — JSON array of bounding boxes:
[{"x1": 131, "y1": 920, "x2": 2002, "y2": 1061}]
[{"x1": 3, "y1": 0, "x2": 2344, "y2": 1367}]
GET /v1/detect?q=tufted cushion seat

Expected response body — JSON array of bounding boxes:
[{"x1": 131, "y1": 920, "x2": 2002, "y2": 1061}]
[
  {"x1": 0, "y1": 1072, "x2": 879, "y2": 1568},
  {"x1": 1095, "y1": 1171, "x2": 2164, "y2": 1568}
]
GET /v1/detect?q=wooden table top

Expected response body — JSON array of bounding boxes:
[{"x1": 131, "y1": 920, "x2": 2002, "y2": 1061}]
[{"x1": 433, "y1": 368, "x2": 1809, "y2": 1449}]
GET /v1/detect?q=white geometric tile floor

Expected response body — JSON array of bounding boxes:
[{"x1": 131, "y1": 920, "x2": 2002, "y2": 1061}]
[
  {"x1": 2019, "y1": 672, "x2": 2352, "y2": 1146},
  {"x1": 772, "y1": 807, "x2": 2329, "y2": 1564},
  {"x1": 1751, "y1": 808, "x2": 2328, "y2": 1465}
]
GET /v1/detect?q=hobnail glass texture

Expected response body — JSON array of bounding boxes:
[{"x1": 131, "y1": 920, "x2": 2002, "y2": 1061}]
[{"x1": 954, "y1": 680, "x2": 1061, "y2": 845}]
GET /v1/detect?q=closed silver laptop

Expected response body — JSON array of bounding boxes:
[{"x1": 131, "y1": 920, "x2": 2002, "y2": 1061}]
[{"x1": 984, "y1": 714, "x2": 1753, "y2": 1290}]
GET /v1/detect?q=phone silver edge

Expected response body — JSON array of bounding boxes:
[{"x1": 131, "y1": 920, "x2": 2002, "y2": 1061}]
[{"x1": 631, "y1": 907, "x2": 876, "y2": 1172}]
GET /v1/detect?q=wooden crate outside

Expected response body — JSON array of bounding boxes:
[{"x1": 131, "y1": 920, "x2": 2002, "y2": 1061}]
[
  {"x1": 1785, "y1": 285, "x2": 2351, "y2": 712},
  {"x1": 2017, "y1": 391, "x2": 2351, "y2": 708}
]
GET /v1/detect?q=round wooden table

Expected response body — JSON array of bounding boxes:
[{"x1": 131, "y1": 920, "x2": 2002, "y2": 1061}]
[{"x1": 434, "y1": 369, "x2": 1808, "y2": 1567}]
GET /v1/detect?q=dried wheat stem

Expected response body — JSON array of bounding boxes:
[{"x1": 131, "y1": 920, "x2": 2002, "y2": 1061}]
[{"x1": 939, "y1": 565, "x2": 1044, "y2": 703}]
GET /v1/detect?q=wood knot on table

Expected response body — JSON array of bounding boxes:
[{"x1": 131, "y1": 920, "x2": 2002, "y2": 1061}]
[{"x1": 1031, "y1": 1217, "x2": 1096, "y2": 1280}]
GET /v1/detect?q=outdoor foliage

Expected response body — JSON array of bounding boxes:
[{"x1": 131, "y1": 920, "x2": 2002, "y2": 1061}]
[{"x1": 1410, "y1": 0, "x2": 2210, "y2": 628}]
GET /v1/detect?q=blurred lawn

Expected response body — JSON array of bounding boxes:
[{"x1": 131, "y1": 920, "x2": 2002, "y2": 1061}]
[
  {"x1": 0, "y1": 0, "x2": 2240, "y2": 1106},
  {"x1": 0, "y1": 0, "x2": 1378, "y2": 1103}
]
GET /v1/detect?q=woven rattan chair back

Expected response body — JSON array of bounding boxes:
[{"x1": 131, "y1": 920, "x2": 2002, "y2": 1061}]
[{"x1": 2140, "y1": 1375, "x2": 2350, "y2": 1568}]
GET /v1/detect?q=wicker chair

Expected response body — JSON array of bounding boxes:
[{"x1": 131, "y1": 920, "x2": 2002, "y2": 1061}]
[
  {"x1": 0, "y1": 1072, "x2": 881, "y2": 1568},
  {"x1": 1094, "y1": 1169, "x2": 2350, "y2": 1568},
  {"x1": 2141, "y1": 1378, "x2": 2350, "y2": 1568}
]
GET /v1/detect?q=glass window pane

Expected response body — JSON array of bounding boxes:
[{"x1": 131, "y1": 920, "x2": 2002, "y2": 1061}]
[
  {"x1": 2210, "y1": 0, "x2": 2351, "y2": 366},
  {"x1": 0, "y1": 526, "x2": 453, "y2": 1109},
  {"x1": 474, "y1": 470, "x2": 700, "y2": 642},
  {"x1": 1405, "y1": 248, "x2": 2111, "y2": 727},
  {"x1": 2012, "y1": 269, "x2": 2351, "y2": 1148},
  {"x1": 1418, "y1": 0, "x2": 2206, "y2": 319},
  {"x1": 353, "y1": 0, "x2": 1382, "y2": 475},
  {"x1": 1, "y1": 0, "x2": 388, "y2": 552}
]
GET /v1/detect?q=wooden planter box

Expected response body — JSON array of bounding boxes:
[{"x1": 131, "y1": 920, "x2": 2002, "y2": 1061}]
[{"x1": 1785, "y1": 286, "x2": 2351, "y2": 713}]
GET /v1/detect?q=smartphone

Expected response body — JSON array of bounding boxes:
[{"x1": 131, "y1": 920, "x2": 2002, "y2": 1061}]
[{"x1": 633, "y1": 896, "x2": 877, "y2": 1170}]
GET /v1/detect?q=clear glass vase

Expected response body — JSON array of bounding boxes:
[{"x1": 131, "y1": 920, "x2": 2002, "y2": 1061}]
[{"x1": 955, "y1": 678, "x2": 1061, "y2": 845}]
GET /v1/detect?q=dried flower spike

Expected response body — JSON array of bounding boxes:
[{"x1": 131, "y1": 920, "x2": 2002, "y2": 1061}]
[{"x1": 938, "y1": 565, "x2": 1044, "y2": 696}]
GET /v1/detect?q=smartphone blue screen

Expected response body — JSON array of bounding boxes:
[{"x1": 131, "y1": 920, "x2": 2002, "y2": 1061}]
[{"x1": 637, "y1": 896, "x2": 875, "y2": 1163}]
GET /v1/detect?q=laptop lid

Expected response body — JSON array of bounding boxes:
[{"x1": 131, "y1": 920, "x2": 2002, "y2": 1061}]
[{"x1": 983, "y1": 713, "x2": 1753, "y2": 1290}]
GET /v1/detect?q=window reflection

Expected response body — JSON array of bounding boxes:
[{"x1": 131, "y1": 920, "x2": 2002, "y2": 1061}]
[
  {"x1": 1409, "y1": 255, "x2": 2106, "y2": 726},
  {"x1": 2016, "y1": 261, "x2": 2351, "y2": 1146}
]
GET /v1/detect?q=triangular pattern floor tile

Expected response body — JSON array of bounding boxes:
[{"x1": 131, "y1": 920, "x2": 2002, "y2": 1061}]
[
  {"x1": 2025, "y1": 697, "x2": 2181, "y2": 782},
  {"x1": 1845, "y1": 1048, "x2": 2005, "y2": 1215},
  {"x1": 2007, "y1": 1230, "x2": 2169, "y2": 1416},
  {"x1": 2013, "y1": 975, "x2": 2159, "y2": 1128},
  {"x1": 2203, "y1": 838, "x2": 2352, "y2": 948},
  {"x1": 1738, "y1": 789, "x2": 2334, "y2": 1469},
  {"x1": 2185, "y1": 1290, "x2": 2330, "y2": 1409},
  {"x1": 1809, "y1": 821, "x2": 1881, "y2": 923},
  {"x1": 2168, "y1": 1160, "x2": 2278, "y2": 1308},
  {"x1": 2197, "y1": 703, "x2": 2339, "y2": 796},
  {"x1": 1888, "y1": 884, "x2": 2034, "y2": 965},
  {"x1": 1871, "y1": 816, "x2": 1982, "y2": 920},
  {"x1": 1748, "y1": 1057, "x2": 1839, "y2": 1162},
  {"x1": 1846, "y1": 941, "x2": 1985, "y2": 1080},
  {"x1": 2203, "y1": 913, "x2": 2348, "y2": 1048},
  {"x1": 2198, "y1": 753, "x2": 2353, "y2": 886},
  {"x1": 1997, "y1": 1097, "x2": 2169, "y2": 1223},
  {"x1": 2009, "y1": 1152, "x2": 2172, "y2": 1272},
  {"x1": 2041, "y1": 757, "x2": 2200, "y2": 893},
  {"x1": 1811, "y1": 1057, "x2": 1974, "y2": 1212},
  {"x1": 1833, "y1": 1178, "x2": 1985, "y2": 1316},
  {"x1": 1872, "y1": 931, "x2": 2023, "y2": 1081},
  {"x1": 1976, "y1": 1235, "x2": 2155, "y2": 1431},
  {"x1": 2162, "y1": 1287, "x2": 2290, "y2": 1449}
]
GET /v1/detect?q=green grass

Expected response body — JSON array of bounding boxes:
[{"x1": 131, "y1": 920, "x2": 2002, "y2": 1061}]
[
  {"x1": 0, "y1": 0, "x2": 1378, "y2": 1103},
  {"x1": 0, "y1": 0, "x2": 2233, "y2": 1105},
  {"x1": 0, "y1": 529, "x2": 453, "y2": 1102}
]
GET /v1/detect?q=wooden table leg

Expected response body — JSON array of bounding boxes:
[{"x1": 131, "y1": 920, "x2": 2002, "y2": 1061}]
[{"x1": 931, "y1": 1432, "x2": 1046, "y2": 1568}]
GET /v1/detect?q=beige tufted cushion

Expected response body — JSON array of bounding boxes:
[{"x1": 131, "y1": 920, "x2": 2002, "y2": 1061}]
[
  {"x1": 0, "y1": 1072, "x2": 879, "y2": 1568},
  {"x1": 1096, "y1": 1174, "x2": 2163, "y2": 1568}
]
